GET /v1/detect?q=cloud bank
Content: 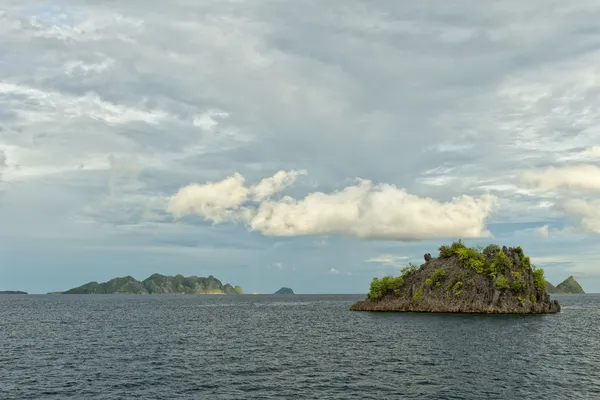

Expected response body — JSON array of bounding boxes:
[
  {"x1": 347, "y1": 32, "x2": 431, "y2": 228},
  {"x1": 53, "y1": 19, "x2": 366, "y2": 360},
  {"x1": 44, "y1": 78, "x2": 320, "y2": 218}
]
[
  {"x1": 167, "y1": 171, "x2": 497, "y2": 240},
  {"x1": 522, "y1": 165, "x2": 600, "y2": 192}
]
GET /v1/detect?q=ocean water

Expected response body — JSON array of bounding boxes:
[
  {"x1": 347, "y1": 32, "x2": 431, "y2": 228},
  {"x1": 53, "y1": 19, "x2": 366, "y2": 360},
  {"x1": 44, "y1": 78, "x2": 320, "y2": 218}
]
[{"x1": 1, "y1": 294, "x2": 599, "y2": 399}]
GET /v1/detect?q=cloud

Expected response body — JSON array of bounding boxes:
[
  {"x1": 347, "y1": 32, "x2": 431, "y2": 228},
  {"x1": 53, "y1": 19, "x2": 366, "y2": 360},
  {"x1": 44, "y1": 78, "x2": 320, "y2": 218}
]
[
  {"x1": 251, "y1": 169, "x2": 307, "y2": 202},
  {"x1": 168, "y1": 171, "x2": 497, "y2": 240},
  {"x1": 522, "y1": 165, "x2": 600, "y2": 193},
  {"x1": 366, "y1": 254, "x2": 410, "y2": 267},
  {"x1": 535, "y1": 224, "x2": 549, "y2": 238},
  {"x1": 329, "y1": 268, "x2": 340, "y2": 275},
  {"x1": 0, "y1": 149, "x2": 7, "y2": 168},
  {"x1": 270, "y1": 262, "x2": 283, "y2": 270},
  {"x1": 559, "y1": 199, "x2": 600, "y2": 234},
  {"x1": 166, "y1": 173, "x2": 252, "y2": 223}
]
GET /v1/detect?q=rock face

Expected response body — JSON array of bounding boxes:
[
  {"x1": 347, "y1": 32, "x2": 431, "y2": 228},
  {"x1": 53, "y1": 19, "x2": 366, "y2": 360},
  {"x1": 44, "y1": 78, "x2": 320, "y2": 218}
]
[
  {"x1": 62, "y1": 274, "x2": 243, "y2": 295},
  {"x1": 351, "y1": 242, "x2": 560, "y2": 314},
  {"x1": 274, "y1": 287, "x2": 295, "y2": 295},
  {"x1": 548, "y1": 276, "x2": 585, "y2": 294},
  {"x1": 0, "y1": 291, "x2": 27, "y2": 295}
]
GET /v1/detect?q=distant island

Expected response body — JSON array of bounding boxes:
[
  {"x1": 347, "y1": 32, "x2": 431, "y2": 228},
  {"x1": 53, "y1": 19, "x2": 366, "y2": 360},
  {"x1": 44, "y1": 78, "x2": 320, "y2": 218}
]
[
  {"x1": 351, "y1": 241, "x2": 560, "y2": 314},
  {"x1": 60, "y1": 274, "x2": 243, "y2": 295},
  {"x1": 274, "y1": 287, "x2": 294, "y2": 295},
  {"x1": 546, "y1": 276, "x2": 585, "y2": 294},
  {"x1": 0, "y1": 291, "x2": 27, "y2": 295}
]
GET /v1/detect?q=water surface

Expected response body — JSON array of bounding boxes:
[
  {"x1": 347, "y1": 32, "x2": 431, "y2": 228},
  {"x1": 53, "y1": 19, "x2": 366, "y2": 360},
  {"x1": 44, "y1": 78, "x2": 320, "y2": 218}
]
[{"x1": 1, "y1": 294, "x2": 599, "y2": 399}]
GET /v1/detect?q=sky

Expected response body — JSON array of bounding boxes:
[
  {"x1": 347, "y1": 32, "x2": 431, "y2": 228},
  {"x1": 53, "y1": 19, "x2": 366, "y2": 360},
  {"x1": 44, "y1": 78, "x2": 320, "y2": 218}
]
[{"x1": 1, "y1": 1, "x2": 600, "y2": 294}]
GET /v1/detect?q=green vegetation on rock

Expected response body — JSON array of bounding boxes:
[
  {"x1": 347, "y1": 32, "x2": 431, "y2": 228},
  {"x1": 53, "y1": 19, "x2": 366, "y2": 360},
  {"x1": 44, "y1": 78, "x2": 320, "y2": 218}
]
[
  {"x1": 548, "y1": 276, "x2": 585, "y2": 294},
  {"x1": 0, "y1": 291, "x2": 27, "y2": 295},
  {"x1": 357, "y1": 241, "x2": 561, "y2": 314},
  {"x1": 61, "y1": 274, "x2": 243, "y2": 295},
  {"x1": 369, "y1": 276, "x2": 405, "y2": 300},
  {"x1": 274, "y1": 287, "x2": 294, "y2": 295}
]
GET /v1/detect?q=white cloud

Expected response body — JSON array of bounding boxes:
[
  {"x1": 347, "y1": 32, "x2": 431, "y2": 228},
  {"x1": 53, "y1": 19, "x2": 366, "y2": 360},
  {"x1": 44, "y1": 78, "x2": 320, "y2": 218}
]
[
  {"x1": 522, "y1": 165, "x2": 600, "y2": 193},
  {"x1": 250, "y1": 179, "x2": 496, "y2": 240},
  {"x1": 366, "y1": 254, "x2": 410, "y2": 267},
  {"x1": 0, "y1": 149, "x2": 6, "y2": 167},
  {"x1": 560, "y1": 199, "x2": 600, "y2": 234},
  {"x1": 0, "y1": 82, "x2": 167, "y2": 125},
  {"x1": 251, "y1": 169, "x2": 307, "y2": 202},
  {"x1": 329, "y1": 268, "x2": 340, "y2": 275},
  {"x1": 166, "y1": 173, "x2": 251, "y2": 223},
  {"x1": 168, "y1": 171, "x2": 497, "y2": 240},
  {"x1": 535, "y1": 224, "x2": 549, "y2": 238}
]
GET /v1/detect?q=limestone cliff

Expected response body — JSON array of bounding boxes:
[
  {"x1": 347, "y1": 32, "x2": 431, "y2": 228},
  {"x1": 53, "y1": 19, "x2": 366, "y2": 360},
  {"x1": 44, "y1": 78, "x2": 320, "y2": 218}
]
[{"x1": 351, "y1": 242, "x2": 560, "y2": 314}]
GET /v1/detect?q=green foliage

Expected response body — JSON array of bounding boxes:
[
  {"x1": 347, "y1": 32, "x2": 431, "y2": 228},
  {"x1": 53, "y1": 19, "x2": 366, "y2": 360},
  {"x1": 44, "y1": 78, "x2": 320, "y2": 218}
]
[
  {"x1": 435, "y1": 281, "x2": 441, "y2": 287},
  {"x1": 521, "y1": 256, "x2": 531, "y2": 269},
  {"x1": 368, "y1": 276, "x2": 405, "y2": 300},
  {"x1": 425, "y1": 278, "x2": 433, "y2": 286},
  {"x1": 514, "y1": 246, "x2": 524, "y2": 258},
  {"x1": 401, "y1": 263, "x2": 419, "y2": 277},
  {"x1": 456, "y1": 247, "x2": 486, "y2": 273},
  {"x1": 467, "y1": 278, "x2": 475, "y2": 286},
  {"x1": 454, "y1": 273, "x2": 465, "y2": 282},
  {"x1": 413, "y1": 290, "x2": 423, "y2": 301},
  {"x1": 394, "y1": 289, "x2": 401, "y2": 296},
  {"x1": 432, "y1": 268, "x2": 446, "y2": 282},
  {"x1": 439, "y1": 239, "x2": 467, "y2": 258},
  {"x1": 482, "y1": 244, "x2": 500, "y2": 259},
  {"x1": 495, "y1": 275, "x2": 509, "y2": 290},
  {"x1": 530, "y1": 294, "x2": 537, "y2": 303},
  {"x1": 509, "y1": 271, "x2": 525, "y2": 293},
  {"x1": 533, "y1": 268, "x2": 546, "y2": 292},
  {"x1": 517, "y1": 296, "x2": 526, "y2": 302},
  {"x1": 438, "y1": 245, "x2": 453, "y2": 258},
  {"x1": 491, "y1": 250, "x2": 512, "y2": 275}
]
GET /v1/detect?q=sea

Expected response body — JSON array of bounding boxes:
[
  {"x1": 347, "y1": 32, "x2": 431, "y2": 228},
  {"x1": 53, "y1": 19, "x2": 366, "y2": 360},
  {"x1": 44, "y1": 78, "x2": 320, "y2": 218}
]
[{"x1": 1, "y1": 294, "x2": 599, "y2": 399}]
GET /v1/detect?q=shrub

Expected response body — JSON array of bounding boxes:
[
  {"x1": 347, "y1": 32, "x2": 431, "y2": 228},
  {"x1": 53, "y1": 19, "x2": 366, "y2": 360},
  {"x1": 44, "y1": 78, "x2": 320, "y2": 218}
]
[
  {"x1": 439, "y1": 240, "x2": 467, "y2": 258},
  {"x1": 491, "y1": 250, "x2": 512, "y2": 275},
  {"x1": 495, "y1": 275, "x2": 509, "y2": 290},
  {"x1": 529, "y1": 294, "x2": 537, "y2": 302},
  {"x1": 435, "y1": 281, "x2": 441, "y2": 287},
  {"x1": 431, "y1": 268, "x2": 446, "y2": 282},
  {"x1": 438, "y1": 245, "x2": 453, "y2": 259},
  {"x1": 368, "y1": 276, "x2": 405, "y2": 300},
  {"x1": 456, "y1": 247, "x2": 486, "y2": 273},
  {"x1": 521, "y1": 256, "x2": 531, "y2": 269},
  {"x1": 413, "y1": 290, "x2": 423, "y2": 301},
  {"x1": 425, "y1": 278, "x2": 433, "y2": 286},
  {"x1": 401, "y1": 263, "x2": 418, "y2": 277},
  {"x1": 509, "y1": 271, "x2": 525, "y2": 293},
  {"x1": 369, "y1": 278, "x2": 384, "y2": 299},
  {"x1": 482, "y1": 244, "x2": 500, "y2": 259},
  {"x1": 533, "y1": 268, "x2": 546, "y2": 292},
  {"x1": 467, "y1": 278, "x2": 475, "y2": 286},
  {"x1": 517, "y1": 296, "x2": 526, "y2": 302},
  {"x1": 514, "y1": 246, "x2": 524, "y2": 258}
]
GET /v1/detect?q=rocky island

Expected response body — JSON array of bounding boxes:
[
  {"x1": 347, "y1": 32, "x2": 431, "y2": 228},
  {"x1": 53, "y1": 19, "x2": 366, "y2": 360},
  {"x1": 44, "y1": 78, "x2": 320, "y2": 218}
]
[
  {"x1": 61, "y1": 274, "x2": 243, "y2": 295},
  {"x1": 546, "y1": 276, "x2": 585, "y2": 294},
  {"x1": 274, "y1": 287, "x2": 295, "y2": 295},
  {"x1": 351, "y1": 241, "x2": 560, "y2": 314},
  {"x1": 0, "y1": 291, "x2": 27, "y2": 295}
]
